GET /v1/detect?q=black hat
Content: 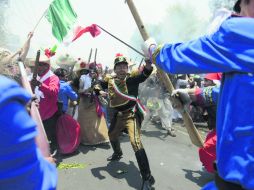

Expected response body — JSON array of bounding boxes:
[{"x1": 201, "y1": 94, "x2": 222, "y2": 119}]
[
  {"x1": 234, "y1": 0, "x2": 241, "y2": 13},
  {"x1": 114, "y1": 53, "x2": 128, "y2": 67}
]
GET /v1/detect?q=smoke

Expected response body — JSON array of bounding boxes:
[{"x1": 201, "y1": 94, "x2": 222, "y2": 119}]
[
  {"x1": 0, "y1": 0, "x2": 236, "y2": 68},
  {"x1": 129, "y1": 0, "x2": 235, "y2": 59},
  {"x1": 209, "y1": 0, "x2": 236, "y2": 12}
]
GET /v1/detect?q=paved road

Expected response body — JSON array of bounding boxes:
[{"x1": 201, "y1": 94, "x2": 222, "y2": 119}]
[{"x1": 57, "y1": 122, "x2": 213, "y2": 190}]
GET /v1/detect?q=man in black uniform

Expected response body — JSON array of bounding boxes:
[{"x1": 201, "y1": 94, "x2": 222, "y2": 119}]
[{"x1": 95, "y1": 54, "x2": 155, "y2": 190}]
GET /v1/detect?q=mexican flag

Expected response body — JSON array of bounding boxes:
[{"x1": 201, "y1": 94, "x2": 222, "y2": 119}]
[
  {"x1": 46, "y1": 0, "x2": 101, "y2": 44},
  {"x1": 46, "y1": 0, "x2": 77, "y2": 42}
]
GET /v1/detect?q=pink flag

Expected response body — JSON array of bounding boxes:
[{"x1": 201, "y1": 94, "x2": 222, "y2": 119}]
[{"x1": 72, "y1": 24, "x2": 101, "y2": 42}]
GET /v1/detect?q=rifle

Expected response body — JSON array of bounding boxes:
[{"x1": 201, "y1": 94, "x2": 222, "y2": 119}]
[
  {"x1": 138, "y1": 58, "x2": 144, "y2": 70},
  {"x1": 31, "y1": 50, "x2": 40, "y2": 92},
  {"x1": 90, "y1": 48, "x2": 101, "y2": 102},
  {"x1": 88, "y1": 48, "x2": 93, "y2": 64},
  {"x1": 32, "y1": 50, "x2": 40, "y2": 80},
  {"x1": 94, "y1": 48, "x2": 97, "y2": 65},
  {"x1": 17, "y1": 54, "x2": 50, "y2": 157}
]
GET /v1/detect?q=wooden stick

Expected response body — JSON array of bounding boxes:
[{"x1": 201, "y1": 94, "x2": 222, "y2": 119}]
[
  {"x1": 126, "y1": 0, "x2": 204, "y2": 147},
  {"x1": 18, "y1": 60, "x2": 50, "y2": 157},
  {"x1": 32, "y1": 7, "x2": 48, "y2": 32}
]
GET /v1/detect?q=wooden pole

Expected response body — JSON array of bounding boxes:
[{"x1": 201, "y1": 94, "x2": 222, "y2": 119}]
[
  {"x1": 126, "y1": 0, "x2": 203, "y2": 147},
  {"x1": 32, "y1": 8, "x2": 48, "y2": 32},
  {"x1": 18, "y1": 60, "x2": 50, "y2": 157}
]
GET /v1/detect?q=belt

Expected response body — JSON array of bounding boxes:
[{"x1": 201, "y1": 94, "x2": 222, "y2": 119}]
[{"x1": 117, "y1": 108, "x2": 134, "y2": 116}]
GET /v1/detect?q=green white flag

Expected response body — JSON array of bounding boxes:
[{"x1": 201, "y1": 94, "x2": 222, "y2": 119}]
[{"x1": 46, "y1": 0, "x2": 77, "y2": 42}]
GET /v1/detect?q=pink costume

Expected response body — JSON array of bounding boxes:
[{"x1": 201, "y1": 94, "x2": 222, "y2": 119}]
[{"x1": 38, "y1": 72, "x2": 59, "y2": 120}]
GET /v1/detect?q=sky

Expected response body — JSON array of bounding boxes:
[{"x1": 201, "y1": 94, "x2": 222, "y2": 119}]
[{"x1": 4, "y1": 0, "x2": 213, "y2": 68}]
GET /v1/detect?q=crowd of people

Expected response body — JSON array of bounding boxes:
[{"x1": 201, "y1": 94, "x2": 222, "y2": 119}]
[{"x1": 0, "y1": 0, "x2": 253, "y2": 189}]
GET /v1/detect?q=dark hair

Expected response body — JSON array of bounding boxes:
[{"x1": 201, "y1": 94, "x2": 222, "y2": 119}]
[
  {"x1": 234, "y1": 0, "x2": 250, "y2": 13},
  {"x1": 113, "y1": 61, "x2": 128, "y2": 70},
  {"x1": 54, "y1": 68, "x2": 68, "y2": 78},
  {"x1": 234, "y1": 0, "x2": 241, "y2": 13},
  {"x1": 80, "y1": 69, "x2": 89, "y2": 75}
]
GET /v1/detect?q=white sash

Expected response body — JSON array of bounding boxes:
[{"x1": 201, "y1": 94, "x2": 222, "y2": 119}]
[{"x1": 35, "y1": 70, "x2": 54, "y2": 102}]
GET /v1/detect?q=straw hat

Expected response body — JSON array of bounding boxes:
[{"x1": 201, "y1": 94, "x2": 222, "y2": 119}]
[
  {"x1": 0, "y1": 48, "x2": 15, "y2": 76},
  {"x1": 0, "y1": 48, "x2": 11, "y2": 63},
  {"x1": 29, "y1": 49, "x2": 52, "y2": 68},
  {"x1": 73, "y1": 58, "x2": 89, "y2": 72}
]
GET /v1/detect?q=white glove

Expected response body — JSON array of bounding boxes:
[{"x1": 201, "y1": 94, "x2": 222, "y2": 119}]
[
  {"x1": 171, "y1": 89, "x2": 187, "y2": 96},
  {"x1": 171, "y1": 89, "x2": 191, "y2": 106},
  {"x1": 141, "y1": 38, "x2": 157, "y2": 58}
]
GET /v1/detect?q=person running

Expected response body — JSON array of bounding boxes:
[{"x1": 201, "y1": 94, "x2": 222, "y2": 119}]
[{"x1": 95, "y1": 54, "x2": 155, "y2": 190}]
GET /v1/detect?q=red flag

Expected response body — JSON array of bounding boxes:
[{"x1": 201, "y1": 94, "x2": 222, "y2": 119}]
[{"x1": 72, "y1": 24, "x2": 101, "y2": 42}]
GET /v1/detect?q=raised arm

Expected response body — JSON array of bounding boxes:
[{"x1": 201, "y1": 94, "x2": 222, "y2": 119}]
[{"x1": 154, "y1": 17, "x2": 254, "y2": 74}]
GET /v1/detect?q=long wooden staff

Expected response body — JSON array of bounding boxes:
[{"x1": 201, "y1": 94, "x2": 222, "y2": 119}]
[
  {"x1": 18, "y1": 55, "x2": 50, "y2": 156},
  {"x1": 126, "y1": 0, "x2": 204, "y2": 147}
]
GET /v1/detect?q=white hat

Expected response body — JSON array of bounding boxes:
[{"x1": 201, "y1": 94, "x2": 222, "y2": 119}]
[{"x1": 73, "y1": 58, "x2": 89, "y2": 72}]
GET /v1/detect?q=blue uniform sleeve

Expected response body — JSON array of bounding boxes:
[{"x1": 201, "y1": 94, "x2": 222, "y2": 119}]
[
  {"x1": 155, "y1": 17, "x2": 254, "y2": 74},
  {"x1": 0, "y1": 101, "x2": 57, "y2": 190},
  {"x1": 0, "y1": 76, "x2": 57, "y2": 190},
  {"x1": 66, "y1": 84, "x2": 78, "y2": 101}
]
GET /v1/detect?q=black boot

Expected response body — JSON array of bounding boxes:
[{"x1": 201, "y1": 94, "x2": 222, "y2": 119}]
[
  {"x1": 107, "y1": 140, "x2": 123, "y2": 161},
  {"x1": 135, "y1": 149, "x2": 155, "y2": 190}
]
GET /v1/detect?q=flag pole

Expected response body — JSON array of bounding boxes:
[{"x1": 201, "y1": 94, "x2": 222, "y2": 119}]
[
  {"x1": 126, "y1": 0, "x2": 204, "y2": 147},
  {"x1": 32, "y1": 7, "x2": 48, "y2": 32},
  {"x1": 96, "y1": 24, "x2": 145, "y2": 57}
]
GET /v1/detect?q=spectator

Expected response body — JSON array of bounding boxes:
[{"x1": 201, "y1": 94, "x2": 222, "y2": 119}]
[
  {"x1": 0, "y1": 75, "x2": 57, "y2": 190},
  {"x1": 54, "y1": 68, "x2": 78, "y2": 113}
]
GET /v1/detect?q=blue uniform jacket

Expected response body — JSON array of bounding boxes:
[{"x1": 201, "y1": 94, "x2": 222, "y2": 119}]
[
  {"x1": 58, "y1": 80, "x2": 78, "y2": 112},
  {"x1": 0, "y1": 76, "x2": 57, "y2": 190},
  {"x1": 155, "y1": 16, "x2": 254, "y2": 189}
]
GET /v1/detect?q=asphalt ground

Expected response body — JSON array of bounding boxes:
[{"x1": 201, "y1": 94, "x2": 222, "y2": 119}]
[{"x1": 57, "y1": 122, "x2": 214, "y2": 190}]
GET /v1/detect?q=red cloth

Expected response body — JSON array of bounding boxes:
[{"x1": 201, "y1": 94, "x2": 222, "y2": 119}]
[
  {"x1": 39, "y1": 75, "x2": 59, "y2": 120},
  {"x1": 56, "y1": 114, "x2": 81, "y2": 154},
  {"x1": 199, "y1": 129, "x2": 217, "y2": 173},
  {"x1": 204, "y1": 73, "x2": 222, "y2": 81},
  {"x1": 72, "y1": 24, "x2": 101, "y2": 42}
]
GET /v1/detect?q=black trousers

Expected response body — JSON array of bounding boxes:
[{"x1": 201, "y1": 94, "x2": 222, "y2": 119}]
[{"x1": 43, "y1": 112, "x2": 59, "y2": 151}]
